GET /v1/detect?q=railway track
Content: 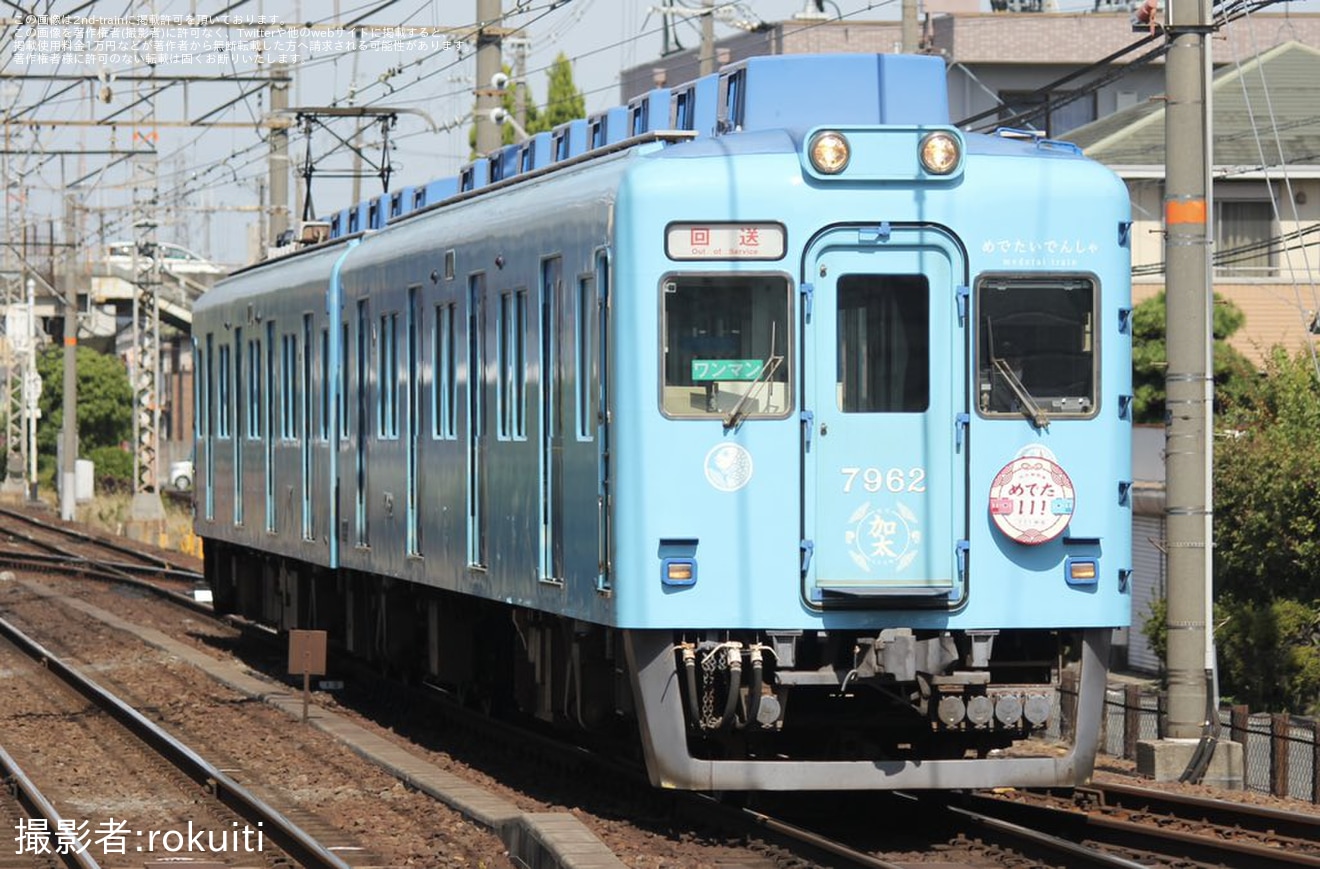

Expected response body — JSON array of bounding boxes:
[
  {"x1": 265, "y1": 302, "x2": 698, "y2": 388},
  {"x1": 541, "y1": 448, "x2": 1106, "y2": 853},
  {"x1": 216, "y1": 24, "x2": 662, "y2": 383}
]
[
  {"x1": 954, "y1": 782, "x2": 1320, "y2": 868},
  {"x1": 8, "y1": 502, "x2": 1320, "y2": 868},
  {"x1": 0, "y1": 614, "x2": 364, "y2": 869},
  {"x1": 0, "y1": 505, "x2": 203, "y2": 593},
  {"x1": 0, "y1": 745, "x2": 91, "y2": 869}
]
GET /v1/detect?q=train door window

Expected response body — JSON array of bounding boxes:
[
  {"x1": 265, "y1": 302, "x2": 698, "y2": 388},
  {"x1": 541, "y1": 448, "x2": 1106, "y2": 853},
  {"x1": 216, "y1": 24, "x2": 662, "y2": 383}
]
[
  {"x1": 660, "y1": 274, "x2": 791, "y2": 419},
  {"x1": 576, "y1": 274, "x2": 596, "y2": 440},
  {"x1": 515, "y1": 291, "x2": 528, "y2": 438},
  {"x1": 541, "y1": 256, "x2": 565, "y2": 583},
  {"x1": 234, "y1": 328, "x2": 245, "y2": 442},
  {"x1": 406, "y1": 286, "x2": 421, "y2": 557},
  {"x1": 356, "y1": 300, "x2": 369, "y2": 547},
  {"x1": 552, "y1": 128, "x2": 568, "y2": 161},
  {"x1": 467, "y1": 274, "x2": 488, "y2": 569},
  {"x1": 247, "y1": 338, "x2": 262, "y2": 439},
  {"x1": 319, "y1": 328, "x2": 330, "y2": 441},
  {"x1": 836, "y1": 275, "x2": 930, "y2": 413},
  {"x1": 433, "y1": 303, "x2": 457, "y2": 439},
  {"x1": 497, "y1": 293, "x2": 511, "y2": 440},
  {"x1": 202, "y1": 335, "x2": 213, "y2": 521},
  {"x1": 217, "y1": 344, "x2": 232, "y2": 438},
  {"x1": 977, "y1": 275, "x2": 1097, "y2": 419},
  {"x1": 265, "y1": 322, "x2": 276, "y2": 532},
  {"x1": 496, "y1": 291, "x2": 527, "y2": 441},
  {"x1": 378, "y1": 312, "x2": 399, "y2": 439},
  {"x1": 233, "y1": 328, "x2": 244, "y2": 526},
  {"x1": 339, "y1": 322, "x2": 350, "y2": 439},
  {"x1": 302, "y1": 313, "x2": 314, "y2": 541},
  {"x1": 281, "y1": 333, "x2": 298, "y2": 439}
]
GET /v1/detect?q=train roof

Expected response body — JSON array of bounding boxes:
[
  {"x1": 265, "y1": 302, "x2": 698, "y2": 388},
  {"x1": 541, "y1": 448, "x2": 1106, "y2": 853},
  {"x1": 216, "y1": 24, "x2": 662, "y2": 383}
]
[{"x1": 314, "y1": 53, "x2": 952, "y2": 242}]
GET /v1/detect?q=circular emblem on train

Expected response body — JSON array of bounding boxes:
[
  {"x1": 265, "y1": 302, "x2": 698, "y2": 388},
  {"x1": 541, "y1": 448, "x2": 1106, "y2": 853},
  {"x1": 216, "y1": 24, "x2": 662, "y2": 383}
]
[
  {"x1": 988, "y1": 454, "x2": 1076, "y2": 545},
  {"x1": 704, "y1": 443, "x2": 754, "y2": 492},
  {"x1": 846, "y1": 501, "x2": 921, "y2": 573}
]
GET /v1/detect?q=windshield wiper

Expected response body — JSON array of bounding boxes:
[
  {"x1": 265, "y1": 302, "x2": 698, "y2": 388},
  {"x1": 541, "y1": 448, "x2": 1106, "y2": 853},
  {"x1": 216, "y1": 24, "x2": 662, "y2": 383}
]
[
  {"x1": 724, "y1": 354, "x2": 784, "y2": 430},
  {"x1": 992, "y1": 357, "x2": 1050, "y2": 429}
]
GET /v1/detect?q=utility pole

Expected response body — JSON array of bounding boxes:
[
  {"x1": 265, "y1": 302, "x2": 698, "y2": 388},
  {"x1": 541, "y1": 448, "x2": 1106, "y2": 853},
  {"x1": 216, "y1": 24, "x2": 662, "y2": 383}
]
[
  {"x1": 269, "y1": 62, "x2": 292, "y2": 244},
  {"x1": 1163, "y1": 0, "x2": 1211, "y2": 743},
  {"x1": 475, "y1": 0, "x2": 503, "y2": 155},
  {"x1": 902, "y1": 0, "x2": 921, "y2": 53},
  {"x1": 60, "y1": 193, "x2": 78, "y2": 522},
  {"x1": 700, "y1": 0, "x2": 716, "y2": 76},
  {"x1": 509, "y1": 36, "x2": 530, "y2": 132},
  {"x1": 127, "y1": 0, "x2": 165, "y2": 540},
  {"x1": 1142, "y1": 0, "x2": 1241, "y2": 785},
  {"x1": 23, "y1": 275, "x2": 37, "y2": 501}
]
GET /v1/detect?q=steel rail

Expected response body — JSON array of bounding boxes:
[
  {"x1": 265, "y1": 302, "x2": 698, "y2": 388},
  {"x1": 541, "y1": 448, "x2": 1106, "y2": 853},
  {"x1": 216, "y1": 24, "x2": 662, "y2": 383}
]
[
  {"x1": 0, "y1": 506, "x2": 188, "y2": 573},
  {"x1": 0, "y1": 744, "x2": 103, "y2": 869},
  {"x1": 1084, "y1": 780, "x2": 1320, "y2": 841},
  {"x1": 0, "y1": 615, "x2": 353, "y2": 869}
]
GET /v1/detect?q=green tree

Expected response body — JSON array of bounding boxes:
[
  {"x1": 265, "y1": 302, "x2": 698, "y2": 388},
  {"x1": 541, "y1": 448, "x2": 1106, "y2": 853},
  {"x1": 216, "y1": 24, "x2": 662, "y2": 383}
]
[
  {"x1": 1130, "y1": 290, "x2": 1255, "y2": 423},
  {"x1": 1212, "y1": 349, "x2": 1320, "y2": 712},
  {"x1": 35, "y1": 345, "x2": 133, "y2": 463},
  {"x1": 539, "y1": 53, "x2": 586, "y2": 131},
  {"x1": 1214, "y1": 349, "x2": 1320, "y2": 602},
  {"x1": 1216, "y1": 597, "x2": 1320, "y2": 714}
]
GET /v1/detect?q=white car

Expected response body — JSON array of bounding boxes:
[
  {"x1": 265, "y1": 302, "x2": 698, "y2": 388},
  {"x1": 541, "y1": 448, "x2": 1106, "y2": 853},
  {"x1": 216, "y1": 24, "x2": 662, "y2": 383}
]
[
  {"x1": 169, "y1": 459, "x2": 194, "y2": 491},
  {"x1": 104, "y1": 241, "x2": 226, "y2": 277}
]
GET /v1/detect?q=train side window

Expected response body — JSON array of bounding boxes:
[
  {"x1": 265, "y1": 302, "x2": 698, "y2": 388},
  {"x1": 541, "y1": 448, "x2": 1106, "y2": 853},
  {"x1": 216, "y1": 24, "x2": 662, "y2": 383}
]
[
  {"x1": 660, "y1": 274, "x2": 791, "y2": 420},
  {"x1": 496, "y1": 291, "x2": 528, "y2": 440},
  {"x1": 217, "y1": 344, "x2": 232, "y2": 438},
  {"x1": 977, "y1": 275, "x2": 1097, "y2": 420},
  {"x1": 836, "y1": 274, "x2": 930, "y2": 413},
  {"x1": 247, "y1": 338, "x2": 261, "y2": 439},
  {"x1": 281, "y1": 333, "x2": 298, "y2": 439},
  {"x1": 576, "y1": 275, "x2": 595, "y2": 440},
  {"x1": 379, "y1": 312, "x2": 399, "y2": 439},
  {"x1": 433, "y1": 303, "x2": 457, "y2": 439}
]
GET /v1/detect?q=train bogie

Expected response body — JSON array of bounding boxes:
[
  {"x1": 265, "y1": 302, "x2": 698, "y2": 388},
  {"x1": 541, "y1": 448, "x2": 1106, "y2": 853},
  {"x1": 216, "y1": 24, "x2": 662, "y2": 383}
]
[{"x1": 195, "y1": 52, "x2": 1131, "y2": 791}]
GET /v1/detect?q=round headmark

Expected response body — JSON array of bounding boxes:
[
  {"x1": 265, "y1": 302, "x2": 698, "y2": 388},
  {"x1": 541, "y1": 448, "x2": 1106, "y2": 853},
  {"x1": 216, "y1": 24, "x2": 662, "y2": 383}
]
[
  {"x1": 988, "y1": 456, "x2": 1075, "y2": 545},
  {"x1": 704, "y1": 443, "x2": 754, "y2": 492}
]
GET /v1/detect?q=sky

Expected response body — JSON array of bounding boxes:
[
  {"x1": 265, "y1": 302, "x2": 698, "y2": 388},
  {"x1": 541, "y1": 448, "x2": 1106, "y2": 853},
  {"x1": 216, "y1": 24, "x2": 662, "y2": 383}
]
[{"x1": 2, "y1": 0, "x2": 1317, "y2": 268}]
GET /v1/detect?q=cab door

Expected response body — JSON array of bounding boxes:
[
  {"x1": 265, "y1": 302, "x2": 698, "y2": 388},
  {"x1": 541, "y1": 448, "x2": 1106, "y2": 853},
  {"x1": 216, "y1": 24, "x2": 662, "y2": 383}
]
[{"x1": 802, "y1": 226, "x2": 967, "y2": 602}]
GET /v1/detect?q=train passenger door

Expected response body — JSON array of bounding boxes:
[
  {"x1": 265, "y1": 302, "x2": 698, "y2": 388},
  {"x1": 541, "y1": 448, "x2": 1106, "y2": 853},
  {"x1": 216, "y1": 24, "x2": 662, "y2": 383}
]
[
  {"x1": 801, "y1": 227, "x2": 967, "y2": 602},
  {"x1": 467, "y1": 274, "x2": 488, "y2": 569},
  {"x1": 541, "y1": 257, "x2": 565, "y2": 583}
]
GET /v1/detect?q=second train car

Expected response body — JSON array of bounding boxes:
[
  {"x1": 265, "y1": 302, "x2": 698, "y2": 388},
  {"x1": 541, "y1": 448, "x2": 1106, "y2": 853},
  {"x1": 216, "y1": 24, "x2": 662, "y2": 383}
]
[{"x1": 193, "y1": 52, "x2": 1133, "y2": 790}]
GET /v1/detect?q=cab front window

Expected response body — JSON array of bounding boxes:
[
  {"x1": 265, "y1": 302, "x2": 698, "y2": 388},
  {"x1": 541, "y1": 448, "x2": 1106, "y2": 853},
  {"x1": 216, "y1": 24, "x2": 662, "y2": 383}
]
[
  {"x1": 977, "y1": 275, "x2": 1097, "y2": 422},
  {"x1": 661, "y1": 274, "x2": 791, "y2": 420}
]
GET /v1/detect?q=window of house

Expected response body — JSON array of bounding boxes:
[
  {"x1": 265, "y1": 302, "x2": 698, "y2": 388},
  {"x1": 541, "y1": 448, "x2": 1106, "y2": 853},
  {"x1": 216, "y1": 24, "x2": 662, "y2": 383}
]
[
  {"x1": 1216, "y1": 199, "x2": 1276, "y2": 277},
  {"x1": 998, "y1": 89, "x2": 1096, "y2": 137}
]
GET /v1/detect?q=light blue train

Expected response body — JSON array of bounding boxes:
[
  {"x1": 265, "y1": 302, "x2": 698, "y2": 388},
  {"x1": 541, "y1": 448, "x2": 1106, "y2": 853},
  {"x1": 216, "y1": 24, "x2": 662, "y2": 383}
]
[{"x1": 194, "y1": 53, "x2": 1132, "y2": 791}]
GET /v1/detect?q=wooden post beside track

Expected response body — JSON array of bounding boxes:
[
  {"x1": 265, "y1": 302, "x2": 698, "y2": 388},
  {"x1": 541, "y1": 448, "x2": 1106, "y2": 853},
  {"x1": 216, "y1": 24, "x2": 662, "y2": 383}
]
[{"x1": 288, "y1": 630, "x2": 328, "y2": 723}]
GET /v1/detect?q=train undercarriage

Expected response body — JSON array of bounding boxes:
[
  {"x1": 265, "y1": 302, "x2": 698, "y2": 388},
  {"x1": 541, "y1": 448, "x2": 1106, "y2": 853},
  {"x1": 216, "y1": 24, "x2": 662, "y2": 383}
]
[{"x1": 207, "y1": 539, "x2": 1108, "y2": 791}]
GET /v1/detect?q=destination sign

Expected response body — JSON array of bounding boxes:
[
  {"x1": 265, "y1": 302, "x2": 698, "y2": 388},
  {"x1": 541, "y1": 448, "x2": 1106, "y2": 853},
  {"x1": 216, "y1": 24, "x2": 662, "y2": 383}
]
[{"x1": 666, "y1": 223, "x2": 785, "y2": 260}]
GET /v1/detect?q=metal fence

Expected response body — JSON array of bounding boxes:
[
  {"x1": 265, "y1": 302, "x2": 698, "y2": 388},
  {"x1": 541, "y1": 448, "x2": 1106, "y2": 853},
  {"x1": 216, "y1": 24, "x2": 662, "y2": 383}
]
[{"x1": 1093, "y1": 681, "x2": 1320, "y2": 803}]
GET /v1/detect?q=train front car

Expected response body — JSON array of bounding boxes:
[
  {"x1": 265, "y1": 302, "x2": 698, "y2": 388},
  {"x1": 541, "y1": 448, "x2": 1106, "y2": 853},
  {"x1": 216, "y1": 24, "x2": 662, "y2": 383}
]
[{"x1": 613, "y1": 55, "x2": 1132, "y2": 790}]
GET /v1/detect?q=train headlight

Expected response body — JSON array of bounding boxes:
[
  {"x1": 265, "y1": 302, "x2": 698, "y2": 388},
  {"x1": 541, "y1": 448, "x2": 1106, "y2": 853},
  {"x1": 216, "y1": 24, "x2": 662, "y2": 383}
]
[
  {"x1": 919, "y1": 131, "x2": 960, "y2": 175},
  {"x1": 808, "y1": 131, "x2": 850, "y2": 175}
]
